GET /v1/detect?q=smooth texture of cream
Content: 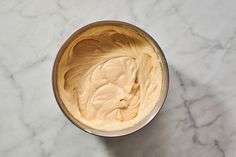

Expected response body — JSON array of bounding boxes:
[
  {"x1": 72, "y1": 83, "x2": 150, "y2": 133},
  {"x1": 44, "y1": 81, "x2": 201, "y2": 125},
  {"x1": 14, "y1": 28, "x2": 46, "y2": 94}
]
[{"x1": 57, "y1": 25, "x2": 163, "y2": 131}]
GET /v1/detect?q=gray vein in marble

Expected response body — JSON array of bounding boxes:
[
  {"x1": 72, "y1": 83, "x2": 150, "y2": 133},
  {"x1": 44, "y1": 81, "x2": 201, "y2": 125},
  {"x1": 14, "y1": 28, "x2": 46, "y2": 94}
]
[
  {"x1": 0, "y1": 60, "x2": 24, "y2": 104},
  {"x1": 43, "y1": 118, "x2": 68, "y2": 157},
  {"x1": 54, "y1": 0, "x2": 69, "y2": 22},
  {"x1": 172, "y1": 5, "x2": 216, "y2": 43},
  {"x1": 0, "y1": 62, "x2": 32, "y2": 154},
  {"x1": 51, "y1": 121, "x2": 68, "y2": 147},
  {"x1": 55, "y1": 0, "x2": 64, "y2": 10},
  {"x1": 18, "y1": 9, "x2": 38, "y2": 19},
  {"x1": 222, "y1": 29, "x2": 236, "y2": 60},
  {"x1": 172, "y1": 66, "x2": 232, "y2": 157},
  {"x1": 173, "y1": 67, "x2": 221, "y2": 145},
  {"x1": 39, "y1": 120, "x2": 68, "y2": 157},
  {"x1": 0, "y1": 0, "x2": 22, "y2": 14},
  {"x1": 173, "y1": 4, "x2": 236, "y2": 59},
  {"x1": 214, "y1": 140, "x2": 226, "y2": 157},
  {"x1": 13, "y1": 55, "x2": 51, "y2": 75},
  {"x1": 0, "y1": 60, "x2": 50, "y2": 157},
  {"x1": 174, "y1": 68, "x2": 186, "y2": 91},
  {"x1": 126, "y1": 0, "x2": 138, "y2": 22},
  {"x1": 181, "y1": 95, "x2": 209, "y2": 146}
]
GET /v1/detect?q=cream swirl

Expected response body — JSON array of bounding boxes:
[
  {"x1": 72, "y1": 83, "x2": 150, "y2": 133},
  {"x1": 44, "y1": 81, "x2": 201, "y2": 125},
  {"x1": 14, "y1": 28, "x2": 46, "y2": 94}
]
[{"x1": 57, "y1": 26, "x2": 163, "y2": 131}]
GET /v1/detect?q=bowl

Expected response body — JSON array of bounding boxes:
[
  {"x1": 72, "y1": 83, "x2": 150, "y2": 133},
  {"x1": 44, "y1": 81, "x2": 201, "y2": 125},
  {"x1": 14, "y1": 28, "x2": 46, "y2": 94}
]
[{"x1": 52, "y1": 21, "x2": 169, "y2": 137}]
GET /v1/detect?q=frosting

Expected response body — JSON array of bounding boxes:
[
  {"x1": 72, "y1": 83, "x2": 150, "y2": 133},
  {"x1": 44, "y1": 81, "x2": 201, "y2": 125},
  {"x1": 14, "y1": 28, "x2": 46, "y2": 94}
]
[{"x1": 57, "y1": 25, "x2": 163, "y2": 131}]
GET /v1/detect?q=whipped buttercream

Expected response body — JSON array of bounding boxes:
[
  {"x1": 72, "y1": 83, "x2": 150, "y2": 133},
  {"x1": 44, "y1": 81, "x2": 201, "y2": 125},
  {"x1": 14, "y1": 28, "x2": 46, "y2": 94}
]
[{"x1": 57, "y1": 24, "x2": 163, "y2": 131}]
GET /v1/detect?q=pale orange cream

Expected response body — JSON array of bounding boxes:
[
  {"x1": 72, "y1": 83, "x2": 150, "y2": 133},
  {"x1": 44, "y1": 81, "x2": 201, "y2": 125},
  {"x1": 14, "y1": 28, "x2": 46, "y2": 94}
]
[{"x1": 57, "y1": 25, "x2": 163, "y2": 131}]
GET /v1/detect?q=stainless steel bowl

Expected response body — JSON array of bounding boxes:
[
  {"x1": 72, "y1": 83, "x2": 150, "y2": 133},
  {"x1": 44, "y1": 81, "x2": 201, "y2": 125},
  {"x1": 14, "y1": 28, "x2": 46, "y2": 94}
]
[{"x1": 52, "y1": 21, "x2": 169, "y2": 137}]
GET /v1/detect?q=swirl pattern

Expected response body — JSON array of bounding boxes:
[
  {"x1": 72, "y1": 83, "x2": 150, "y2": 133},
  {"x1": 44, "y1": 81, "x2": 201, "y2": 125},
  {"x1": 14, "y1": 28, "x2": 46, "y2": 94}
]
[{"x1": 57, "y1": 26, "x2": 163, "y2": 130}]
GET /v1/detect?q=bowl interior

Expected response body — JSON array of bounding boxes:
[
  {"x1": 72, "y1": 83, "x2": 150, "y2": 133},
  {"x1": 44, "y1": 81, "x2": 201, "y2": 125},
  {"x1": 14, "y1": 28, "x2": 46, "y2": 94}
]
[{"x1": 52, "y1": 21, "x2": 169, "y2": 137}]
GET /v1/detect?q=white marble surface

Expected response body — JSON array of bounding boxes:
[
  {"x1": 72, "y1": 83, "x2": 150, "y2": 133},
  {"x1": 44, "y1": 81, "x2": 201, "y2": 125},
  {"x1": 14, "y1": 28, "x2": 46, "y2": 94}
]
[{"x1": 0, "y1": 0, "x2": 236, "y2": 156}]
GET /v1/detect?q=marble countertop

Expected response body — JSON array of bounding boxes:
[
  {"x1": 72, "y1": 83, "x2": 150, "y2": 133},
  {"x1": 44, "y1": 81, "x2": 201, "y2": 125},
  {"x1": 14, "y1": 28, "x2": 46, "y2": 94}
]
[{"x1": 0, "y1": 0, "x2": 236, "y2": 156}]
